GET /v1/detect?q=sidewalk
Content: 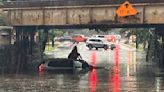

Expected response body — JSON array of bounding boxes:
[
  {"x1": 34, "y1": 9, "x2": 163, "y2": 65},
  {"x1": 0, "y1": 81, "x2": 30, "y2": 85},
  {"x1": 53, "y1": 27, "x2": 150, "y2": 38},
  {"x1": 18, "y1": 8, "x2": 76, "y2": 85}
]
[
  {"x1": 120, "y1": 42, "x2": 147, "y2": 53},
  {"x1": 119, "y1": 41, "x2": 136, "y2": 48}
]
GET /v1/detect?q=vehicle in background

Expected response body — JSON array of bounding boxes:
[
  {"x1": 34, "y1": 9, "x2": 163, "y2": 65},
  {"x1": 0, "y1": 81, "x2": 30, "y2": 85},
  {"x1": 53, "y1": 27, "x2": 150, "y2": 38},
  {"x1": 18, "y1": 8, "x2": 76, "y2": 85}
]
[
  {"x1": 92, "y1": 35, "x2": 117, "y2": 43},
  {"x1": 86, "y1": 37, "x2": 115, "y2": 50},
  {"x1": 105, "y1": 35, "x2": 116, "y2": 43},
  {"x1": 72, "y1": 34, "x2": 87, "y2": 42},
  {"x1": 115, "y1": 35, "x2": 121, "y2": 42},
  {"x1": 58, "y1": 36, "x2": 73, "y2": 42},
  {"x1": 54, "y1": 37, "x2": 61, "y2": 45},
  {"x1": 57, "y1": 36, "x2": 75, "y2": 48},
  {"x1": 94, "y1": 35, "x2": 106, "y2": 38}
]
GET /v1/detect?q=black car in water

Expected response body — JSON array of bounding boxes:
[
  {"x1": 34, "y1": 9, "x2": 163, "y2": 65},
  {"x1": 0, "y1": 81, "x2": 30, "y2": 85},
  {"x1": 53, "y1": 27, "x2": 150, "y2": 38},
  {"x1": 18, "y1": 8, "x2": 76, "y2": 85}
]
[{"x1": 40, "y1": 58, "x2": 91, "y2": 73}]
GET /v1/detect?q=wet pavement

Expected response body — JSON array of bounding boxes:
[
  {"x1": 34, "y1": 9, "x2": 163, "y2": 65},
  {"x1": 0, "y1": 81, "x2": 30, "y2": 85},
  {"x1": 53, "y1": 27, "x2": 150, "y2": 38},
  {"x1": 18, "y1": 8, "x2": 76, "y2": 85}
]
[{"x1": 0, "y1": 43, "x2": 164, "y2": 92}]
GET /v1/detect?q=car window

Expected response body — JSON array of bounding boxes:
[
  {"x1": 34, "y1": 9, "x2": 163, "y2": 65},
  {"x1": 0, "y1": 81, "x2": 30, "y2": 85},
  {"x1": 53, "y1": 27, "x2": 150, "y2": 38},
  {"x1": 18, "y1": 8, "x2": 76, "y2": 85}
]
[
  {"x1": 89, "y1": 39, "x2": 95, "y2": 41},
  {"x1": 101, "y1": 39, "x2": 108, "y2": 43},
  {"x1": 98, "y1": 35, "x2": 105, "y2": 38},
  {"x1": 47, "y1": 59, "x2": 73, "y2": 67},
  {"x1": 97, "y1": 39, "x2": 102, "y2": 42},
  {"x1": 89, "y1": 39, "x2": 102, "y2": 42},
  {"x1": 59, "y1": 39, "x2": 73, "y2": 42}
]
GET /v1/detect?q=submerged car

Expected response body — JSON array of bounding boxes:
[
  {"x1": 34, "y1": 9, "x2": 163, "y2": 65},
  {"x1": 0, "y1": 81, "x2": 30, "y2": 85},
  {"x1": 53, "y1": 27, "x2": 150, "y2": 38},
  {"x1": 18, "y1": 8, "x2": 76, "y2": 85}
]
[{"x1": 40, "y1": 58, "x2": 91, "y2": 72}]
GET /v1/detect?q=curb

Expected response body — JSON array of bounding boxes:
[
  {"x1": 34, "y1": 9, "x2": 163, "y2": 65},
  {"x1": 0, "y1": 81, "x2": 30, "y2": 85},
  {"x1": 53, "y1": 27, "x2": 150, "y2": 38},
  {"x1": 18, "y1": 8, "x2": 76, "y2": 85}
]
[{"x1": 120, "y1": 43, "x2": 135, "y2": 48}]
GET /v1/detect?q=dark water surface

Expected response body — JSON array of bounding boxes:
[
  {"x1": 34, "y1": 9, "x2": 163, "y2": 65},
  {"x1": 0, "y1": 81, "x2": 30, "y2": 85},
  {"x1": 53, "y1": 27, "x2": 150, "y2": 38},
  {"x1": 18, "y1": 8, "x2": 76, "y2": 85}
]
[
  {"x1": 1, "y1": 44, "x2": 164, "y2": 92},
  {"x1": 0, "y1": 63, "x2": 164, "y2": 92}
]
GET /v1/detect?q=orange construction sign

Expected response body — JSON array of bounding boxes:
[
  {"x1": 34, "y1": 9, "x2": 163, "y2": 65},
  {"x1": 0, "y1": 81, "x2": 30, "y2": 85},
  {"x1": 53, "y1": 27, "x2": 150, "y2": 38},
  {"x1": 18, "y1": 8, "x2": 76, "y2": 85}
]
[{"x1": 116, "y1": 1, "x2": 138, "y2": 17}]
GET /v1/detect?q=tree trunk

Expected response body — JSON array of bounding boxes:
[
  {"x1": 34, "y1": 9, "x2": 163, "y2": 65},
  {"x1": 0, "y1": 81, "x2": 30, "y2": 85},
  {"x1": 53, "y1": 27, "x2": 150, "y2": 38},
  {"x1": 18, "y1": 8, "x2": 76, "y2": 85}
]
[
  {"x1": 42, "y1": 29, "x2": 48, "y2": 52},
  {"x1": 136, "y1": 35, "x2": 139, "y2": 49},
  {"x1": 161, "y1": 35, "x2": 164, "y2": 67},
  {"x1": 146, "y1": 34, "x2": 152, "y2": 62},
  {"x1": 52, "y1": 39, "x2": 54, "y2": 47}
]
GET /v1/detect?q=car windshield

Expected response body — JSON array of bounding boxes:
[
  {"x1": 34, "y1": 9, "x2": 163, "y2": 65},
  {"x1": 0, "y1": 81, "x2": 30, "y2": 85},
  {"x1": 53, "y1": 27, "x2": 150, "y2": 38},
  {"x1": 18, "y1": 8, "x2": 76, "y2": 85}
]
[
  {"x1": 97, "y1": 35, "x2": 105, "y2": 38},
  {"x1": 59, "y1": 37, "x2": 73, "y2": 42},
  {"x1": 89, "y1": 39, "x2": 102, "y2": 42}
]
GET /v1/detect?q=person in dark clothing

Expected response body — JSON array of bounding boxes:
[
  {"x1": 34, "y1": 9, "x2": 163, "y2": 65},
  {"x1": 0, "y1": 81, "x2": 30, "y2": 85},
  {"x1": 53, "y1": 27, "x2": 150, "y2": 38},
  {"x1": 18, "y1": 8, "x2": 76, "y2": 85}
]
[
  {"x1": 68, "y1": 46, "x2": 82, "y2": 60},
  {"x1": 68, "y1": 46, "x2": 92, "y2": 69}
]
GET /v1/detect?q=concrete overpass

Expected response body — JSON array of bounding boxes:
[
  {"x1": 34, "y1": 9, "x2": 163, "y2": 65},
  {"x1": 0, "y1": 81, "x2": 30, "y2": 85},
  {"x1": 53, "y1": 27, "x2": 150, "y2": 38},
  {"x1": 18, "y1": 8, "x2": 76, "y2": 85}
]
[{"x1": 1, "y1": 2, "x2": 164, "y2": 28}]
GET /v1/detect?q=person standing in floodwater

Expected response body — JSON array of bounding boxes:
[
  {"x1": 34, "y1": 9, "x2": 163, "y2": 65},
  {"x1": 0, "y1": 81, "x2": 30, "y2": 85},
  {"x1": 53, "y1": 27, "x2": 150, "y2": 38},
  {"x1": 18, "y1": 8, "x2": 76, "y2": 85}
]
[
  {"x1": 68, "y1": 46, "x2": 91, "y2": 69},
  {"x1": 68, "y1": 46, "x2": 82, "y2": 60}
]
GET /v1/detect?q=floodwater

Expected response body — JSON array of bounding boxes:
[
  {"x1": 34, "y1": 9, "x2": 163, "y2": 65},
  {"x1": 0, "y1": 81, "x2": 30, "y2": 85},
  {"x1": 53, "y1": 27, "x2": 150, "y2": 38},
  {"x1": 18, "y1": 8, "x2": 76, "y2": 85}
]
[{"x1": 0, "y1": 44, "x2": 164, "y2": 92}]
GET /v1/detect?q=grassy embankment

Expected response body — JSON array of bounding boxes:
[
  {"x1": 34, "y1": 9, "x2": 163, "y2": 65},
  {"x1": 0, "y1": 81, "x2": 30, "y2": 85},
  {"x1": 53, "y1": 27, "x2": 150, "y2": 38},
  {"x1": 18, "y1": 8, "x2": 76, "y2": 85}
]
[{"x1": 44, "y1": 44, "x2": 56, "y2": 53}]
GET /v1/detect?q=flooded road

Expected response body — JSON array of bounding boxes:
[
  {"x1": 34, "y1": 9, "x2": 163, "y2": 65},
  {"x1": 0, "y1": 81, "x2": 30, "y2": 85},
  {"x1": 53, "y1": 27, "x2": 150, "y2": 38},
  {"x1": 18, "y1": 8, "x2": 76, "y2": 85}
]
[{"x1": 0, "y1": 43, "x2": 164, "y2": 92}]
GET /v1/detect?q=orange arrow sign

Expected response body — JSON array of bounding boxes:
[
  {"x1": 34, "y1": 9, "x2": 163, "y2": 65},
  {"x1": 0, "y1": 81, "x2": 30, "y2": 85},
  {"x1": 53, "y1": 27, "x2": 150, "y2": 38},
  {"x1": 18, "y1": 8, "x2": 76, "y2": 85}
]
[{"x1": 116, "y1": 1, "x2": 138, "y2": 17}]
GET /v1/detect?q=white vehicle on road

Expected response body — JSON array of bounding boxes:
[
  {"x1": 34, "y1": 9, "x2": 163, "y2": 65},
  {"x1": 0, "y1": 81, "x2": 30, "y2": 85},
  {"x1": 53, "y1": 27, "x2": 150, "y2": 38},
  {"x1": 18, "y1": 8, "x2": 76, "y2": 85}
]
[{"x1": 86, "y1": 37, "x2": 115, "y2": 50}]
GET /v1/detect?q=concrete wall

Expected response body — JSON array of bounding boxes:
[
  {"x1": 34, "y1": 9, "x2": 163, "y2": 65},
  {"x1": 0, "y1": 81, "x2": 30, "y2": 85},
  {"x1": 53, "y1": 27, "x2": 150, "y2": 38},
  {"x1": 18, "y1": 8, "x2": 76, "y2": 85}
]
[{"x1": 5, "y1": 4, "x2": 164, "y2": 26}]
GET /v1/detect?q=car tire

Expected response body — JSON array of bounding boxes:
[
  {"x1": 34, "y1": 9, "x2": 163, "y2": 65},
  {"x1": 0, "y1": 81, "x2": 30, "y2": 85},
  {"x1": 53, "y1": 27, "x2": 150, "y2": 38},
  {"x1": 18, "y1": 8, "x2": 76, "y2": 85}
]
[
  {"x1": 111, "y1": 45, "x2": 115, "y2": 50},
  {"x1": 88, "y1": 45, "x2": 92, "y2": 50},
  {"x1": 104, "y1": 45, "x2": 108, "y2": 50}
]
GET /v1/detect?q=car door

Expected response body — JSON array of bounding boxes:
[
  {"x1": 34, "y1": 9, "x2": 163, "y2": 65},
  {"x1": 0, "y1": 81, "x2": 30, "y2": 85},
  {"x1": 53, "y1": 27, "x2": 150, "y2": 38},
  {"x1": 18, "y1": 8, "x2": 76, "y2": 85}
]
[{"x1": 92, "y1": 39, "x2": 103, "y2": 47}]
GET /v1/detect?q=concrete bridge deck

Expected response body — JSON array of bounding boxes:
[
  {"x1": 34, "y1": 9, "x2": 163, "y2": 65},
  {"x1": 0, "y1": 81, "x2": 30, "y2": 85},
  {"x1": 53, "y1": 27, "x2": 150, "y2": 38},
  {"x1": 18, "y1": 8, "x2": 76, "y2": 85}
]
[{"x1": 1, "y1": 1, "x2": 164, "y2": 28}]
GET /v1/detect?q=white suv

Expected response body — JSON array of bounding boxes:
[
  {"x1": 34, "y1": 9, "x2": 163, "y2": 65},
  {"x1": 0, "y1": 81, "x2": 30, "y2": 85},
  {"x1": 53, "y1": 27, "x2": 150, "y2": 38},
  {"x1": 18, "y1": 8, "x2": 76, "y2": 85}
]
[{"x1": 86, "y1": 37, "x2": 115, "y2": 50}]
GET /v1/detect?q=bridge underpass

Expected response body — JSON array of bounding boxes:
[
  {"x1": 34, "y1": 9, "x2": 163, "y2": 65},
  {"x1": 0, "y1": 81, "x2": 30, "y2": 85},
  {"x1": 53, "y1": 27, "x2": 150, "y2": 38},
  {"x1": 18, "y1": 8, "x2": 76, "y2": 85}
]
[
  {"x1": 1, "y1": 1, "x2": 164, "y2": 72},
  {"x1": 1, "y1": 26, "x2": 162, "y2": 74},
  {"x1": 1, "y1": 1, "x2": 164, "y2": 92}
]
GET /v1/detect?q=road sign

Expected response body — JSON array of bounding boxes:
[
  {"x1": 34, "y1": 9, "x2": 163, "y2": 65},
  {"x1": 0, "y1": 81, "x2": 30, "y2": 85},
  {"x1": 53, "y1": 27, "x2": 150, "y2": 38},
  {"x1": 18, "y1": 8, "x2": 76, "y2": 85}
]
[{"x1": 116, "y1": 1, "x2": 138, "y2": 17}]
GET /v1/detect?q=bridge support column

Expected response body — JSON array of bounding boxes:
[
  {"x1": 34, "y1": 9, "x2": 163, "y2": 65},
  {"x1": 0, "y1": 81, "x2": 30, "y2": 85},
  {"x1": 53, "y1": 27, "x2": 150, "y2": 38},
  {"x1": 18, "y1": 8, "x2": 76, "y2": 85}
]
[
  {"x1": 158, "y1": 27, "x2": 164, "y2": 67},
  {"x1": 146, "y1": 29, "x2": 157, "y2": 62},
  {"x1": 42, "y1": 27, "x2": 49, "y2": 52},
  {"x1": 154, "y1": 27, "x2": 164, "y2": 68},
  {"x1": 11, "y1": 26, "x2": 37, "y2": 73}
]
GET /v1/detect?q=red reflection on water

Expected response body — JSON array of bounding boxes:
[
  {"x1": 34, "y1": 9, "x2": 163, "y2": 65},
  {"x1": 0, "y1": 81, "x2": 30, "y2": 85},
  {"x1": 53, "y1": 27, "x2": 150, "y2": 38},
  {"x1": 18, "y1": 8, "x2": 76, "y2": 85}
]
[
  {"x1": 91, "y1": 51, "x2": 96, "y2": 66},
  {"x1": 90, "y1": 69, "x2": 97, "y2": 92},
  {"x1": 113, "y1": 45, "x2": 120, "y2": 92},
  {"x1": 90, "y1": 51, "x2": 97, "y2": 92},
  {"x1": 113, "y1": 66, "x2": 120, "y2": 92},
  {"x1": 115, "y1": 45, "x2": 120, "y2": 67}
]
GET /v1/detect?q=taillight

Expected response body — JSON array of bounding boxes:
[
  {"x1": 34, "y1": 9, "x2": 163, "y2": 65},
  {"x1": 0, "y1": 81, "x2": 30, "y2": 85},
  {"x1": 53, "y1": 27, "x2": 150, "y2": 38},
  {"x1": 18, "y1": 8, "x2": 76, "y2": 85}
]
[{"x1": 39, "y1": 64, "x2": 44, "y2": 72}]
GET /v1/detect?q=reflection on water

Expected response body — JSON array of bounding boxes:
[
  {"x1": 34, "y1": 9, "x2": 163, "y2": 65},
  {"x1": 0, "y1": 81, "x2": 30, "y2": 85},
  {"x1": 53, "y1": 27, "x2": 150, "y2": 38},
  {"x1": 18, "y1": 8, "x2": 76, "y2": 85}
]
[
  {"x1": 0, "y1": 45, "x2": 164, "y2": 92},
  {"x1": 127, "y1": 48, "x2": 130, "y2": 77},
  {"x1": 113, "y1": 45, "x2": 120, "y2": 92},
  {"x1": 127, "y1": 48, "x2": 137, "y2": 77},
  {"x1": 90, "y1": 69, "x2": 97, "y2": 92},
  {"x1": 90, "y1": 51, "x2": 97, "y2": 92},
  {"x1": 156, "y1": 77, "x2": 161, "y2": 92},
  {"x1": 133, "y1": 51, "x2": 136, "y2": 73},
  {"x1": 91, "y1": 51, "x2": 96, "y2": 66},
  {"x1": 113, "y1": 66, "x2": 120, "y2": 92}
]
